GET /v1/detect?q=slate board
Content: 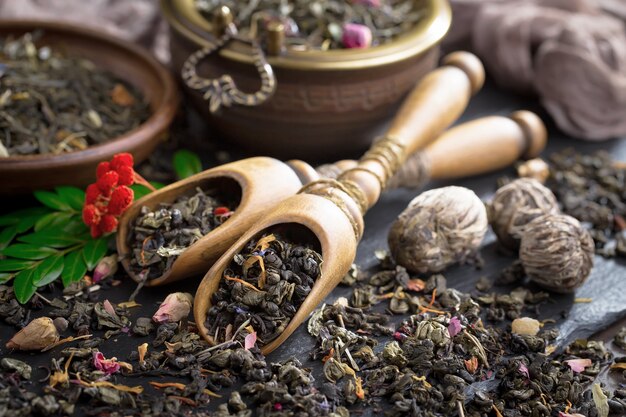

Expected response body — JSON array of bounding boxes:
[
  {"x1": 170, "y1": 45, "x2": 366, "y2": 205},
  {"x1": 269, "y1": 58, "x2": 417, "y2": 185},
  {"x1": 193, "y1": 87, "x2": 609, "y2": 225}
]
[{"x1": 1, "y1": 81, "x2": 625, "y2": 415}]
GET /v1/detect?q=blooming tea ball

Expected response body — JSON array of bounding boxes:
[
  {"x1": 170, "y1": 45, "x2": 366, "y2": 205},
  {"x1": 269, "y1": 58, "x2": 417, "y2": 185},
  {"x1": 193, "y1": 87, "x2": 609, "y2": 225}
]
[
  {"x1": 388, "y1": 186, "x2": 488, "y2": 273},
  {"x1": 520, "y1": 213, "x2": 594, "y2": 293},
  {"x1": 488, "y1": 178, "x2": 559, "y2": 249}
]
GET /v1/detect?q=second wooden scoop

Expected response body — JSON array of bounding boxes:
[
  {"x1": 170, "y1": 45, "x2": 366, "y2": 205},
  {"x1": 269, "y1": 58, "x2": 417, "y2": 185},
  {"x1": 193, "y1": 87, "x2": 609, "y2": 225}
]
[
  {"x1": 194, "y1": 111, "x2": 547, "y2": 353},
  {"x1": 117, "y1": 52, "x2": 483, "y2": 286}
]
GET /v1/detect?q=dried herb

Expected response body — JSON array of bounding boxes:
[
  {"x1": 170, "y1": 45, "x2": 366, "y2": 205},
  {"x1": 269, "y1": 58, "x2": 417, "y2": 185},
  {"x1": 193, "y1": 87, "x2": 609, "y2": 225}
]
[
  {"x1": 195, "y1": 0, "x2": 426, "y2": 51},
  {"x1": 0, "y1": 32, "x2": 149, "y2": 156},
  {"x1": 205, "y1": 232, "x2": 322, "y2": 347},
  {"x1": 128, "y1": 187, "x2": 235, "y2": 280}
]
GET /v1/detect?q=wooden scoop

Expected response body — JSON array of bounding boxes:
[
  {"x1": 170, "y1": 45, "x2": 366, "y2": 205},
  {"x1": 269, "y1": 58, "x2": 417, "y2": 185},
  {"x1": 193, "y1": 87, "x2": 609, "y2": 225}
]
[
  {"x1": 116, "y1": 51, "x2": 484, "y2": 287},
  {"x1": 194, "y1": 107, "x2": 547, "y2": 351}
]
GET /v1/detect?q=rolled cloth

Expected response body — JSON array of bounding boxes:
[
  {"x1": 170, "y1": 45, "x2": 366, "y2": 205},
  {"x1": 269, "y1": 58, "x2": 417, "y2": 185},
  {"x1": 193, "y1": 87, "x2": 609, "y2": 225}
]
[{"x1": 444, "y1": 0, "x2": 626, "y2": 141}]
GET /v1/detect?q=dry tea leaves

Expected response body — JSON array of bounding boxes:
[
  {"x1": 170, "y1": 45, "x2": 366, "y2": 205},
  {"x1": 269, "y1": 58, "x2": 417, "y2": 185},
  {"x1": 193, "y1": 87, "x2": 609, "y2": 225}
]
[
  {"x1": 0, "y1": 32, "x2": 149, "y2": 156},
  {"x1": 195, "y1": 0, "x2": 426, "y2": 51},
  {"x1": 128, "y1": 187, "x2": 235, "y2": 280},
  {"x1": 205, "y1": 232, "x2": 322, "y2": 347}
]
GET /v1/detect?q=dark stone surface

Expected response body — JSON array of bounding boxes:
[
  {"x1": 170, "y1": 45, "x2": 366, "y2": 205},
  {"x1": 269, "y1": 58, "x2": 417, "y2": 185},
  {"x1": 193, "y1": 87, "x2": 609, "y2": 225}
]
[{"x1": 1, "y1": 80, "x2": 625, "y2": 414}]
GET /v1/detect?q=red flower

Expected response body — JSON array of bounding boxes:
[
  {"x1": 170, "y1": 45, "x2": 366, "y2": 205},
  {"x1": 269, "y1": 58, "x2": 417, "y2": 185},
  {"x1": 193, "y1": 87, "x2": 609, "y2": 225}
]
[
  {"x1": 82, "y1": 204, "x2": 100, "y2": 226},
  {"x1": 107, "y1": 186, "x2": 134, "y2": 216},
  {"x1": 214, "y1": 206, "x2": 230, "y2": 216},
  {"x1": 97, "y1": 171, "x2": 119, "y2": 195},
  {"x1": 115, "y1": 165, "x2": 134, "y2": 186},
  {"x1": 83, "y1": 153, "x2": 154, "y2": 237},
  {"x1": 96, "y1": 162, "x2": 111, "y2": 179},
  {"x1": 99, "y1": 215, "x2": 118, "y2": 234},
  {"x1": 110, "y1": 153, "x2": 133, "y2": 171},
  {"x1": 85, "y1": 184, "x2": 101, "y2": 205}
]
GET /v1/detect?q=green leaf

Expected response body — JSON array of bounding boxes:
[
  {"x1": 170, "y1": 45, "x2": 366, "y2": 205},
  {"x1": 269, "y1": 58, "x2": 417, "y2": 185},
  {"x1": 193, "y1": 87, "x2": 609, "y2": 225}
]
[
  {"x1": 0, "y1": 226, "x2": 17, "y2": 250},
  {"x1": 18, "y1": 230, "x2": 81, "y2": 248},
  {"x1": 1, "y1": 244, "x2": 57, "y2": 260},
  {"x1": 173, "y1": 150, "x2": 203, "y2": 180},
  {"x1": 0, "y1": 207, "x2": 50, "y2": 227},
  {"x1": 55, "y1": 186, "x2": 85, "y2": 211},
  {"x1": 62, "y1": 250, "x2": 87, "y2": 286},
  {"x1": 82, "y1": 238, "x2": 108, "y2": 270},
  {"x1": 33, "y1": 255, "x2": 64, "y2": 287},
  {"x1": 0, "y1": 258, "x2": 35, "y2": 272},
  {"x1": 0, "y1": 272, "x2": 13, "y2": 284},
  {"x1": 13, "y1": 268, "x2": 36, "y2": 304},
  {"x1": 35, "y1": 211, "x2": 73, "y2": 232},
  {"x1": 34, "y1": 190, "x2": 72, "y2": 211},
  {"x1": 131, "y1": 184, "x2": 151, "y2": 200}
]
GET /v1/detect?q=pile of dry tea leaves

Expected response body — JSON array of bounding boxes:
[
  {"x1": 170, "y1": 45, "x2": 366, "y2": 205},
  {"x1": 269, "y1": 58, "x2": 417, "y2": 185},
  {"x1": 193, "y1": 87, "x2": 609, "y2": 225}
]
[
  {"x1": 195, "y1": 0, "x2": 426, "y2": 50},
  {"x1": 128, "y1": 187, "x2": 235, "y2": 280},
  {"x1": 546, "y1": 149, "x2": 626, "y2": 258},
  {"x1": 0, "y1": 32, "x2": 150, "y2": 156},
  {"x1": 205, "y1": 232, "x2": 322, "y2": 347}
]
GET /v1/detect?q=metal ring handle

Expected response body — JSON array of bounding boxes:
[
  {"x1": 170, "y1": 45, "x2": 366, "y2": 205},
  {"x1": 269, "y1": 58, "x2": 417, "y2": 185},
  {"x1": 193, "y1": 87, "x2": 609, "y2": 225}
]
[{"x1": 181, "y1": 33, "x2": 277, "y2": 113}]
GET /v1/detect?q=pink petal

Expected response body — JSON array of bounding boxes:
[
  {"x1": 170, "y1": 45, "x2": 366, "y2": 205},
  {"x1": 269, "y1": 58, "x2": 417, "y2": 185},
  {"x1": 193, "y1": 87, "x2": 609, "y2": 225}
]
[
  {"x1": 565, "y1": 358, "x2": 592, "y2": 373},
  {"x1": 93, "y1": 351, "x2": 120, "y2": 375},
  {"x1": 519, "y1": 363, "x2": 529, "y2": 378},
  {"x1": 244, "y1": 332, "x2": 257, "y2": 350},
  {"x1": 558, "y1": 413, "x2": 586, "y2": 417},
  {"x1": 103, "y1": 300, "x2": 117, "y2": 317},
  {"x1": 447, "y1": 317, "x2": 462, "y2": 337},
  {"x1": 342, "y1": 23, "x2": 372, "y2": 49},
  {"x1": 351, "y1": 0, "x2": 381, "y2": 7}
]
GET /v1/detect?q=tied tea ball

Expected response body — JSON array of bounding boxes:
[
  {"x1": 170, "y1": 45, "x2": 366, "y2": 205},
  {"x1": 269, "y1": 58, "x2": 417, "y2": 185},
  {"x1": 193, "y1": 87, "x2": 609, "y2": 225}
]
[
  {"x1": 488, "y1": 178, "x2": 559, "y2": 249},
  {"x1": 388, "y1": 186, "x2": 488, "y2": 273},
  {"x1": 520, "y1": 213, "x2": 594, "y2": 293}
]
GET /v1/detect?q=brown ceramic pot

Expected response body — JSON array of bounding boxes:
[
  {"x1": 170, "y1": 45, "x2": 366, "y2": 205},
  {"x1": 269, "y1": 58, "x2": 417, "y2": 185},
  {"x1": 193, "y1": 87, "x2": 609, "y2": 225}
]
[
  {"x1": 0, "y1": 20, "x2": 179, "y2": 194},
  {"x1": 162, "y1": 0, "x2": 451, "y2": 161}
]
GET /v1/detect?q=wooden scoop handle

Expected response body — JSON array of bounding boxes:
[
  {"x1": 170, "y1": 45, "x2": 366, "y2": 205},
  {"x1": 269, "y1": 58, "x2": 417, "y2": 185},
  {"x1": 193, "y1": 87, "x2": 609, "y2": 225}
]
[{"x1": 338, "y1": 52, "x2": 484, "y2": 210}]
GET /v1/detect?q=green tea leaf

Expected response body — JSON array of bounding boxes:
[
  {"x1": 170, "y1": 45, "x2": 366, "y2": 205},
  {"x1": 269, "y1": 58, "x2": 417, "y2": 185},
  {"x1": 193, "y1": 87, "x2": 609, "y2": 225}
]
[
  {"x1": 0, "y1": 226, "x2": 17, "y2": 250},
  {"x1": 0, "y1": 207, "x2": 50, "y2": 227},
  {"x1": 0, "y1": 258, "x2": 35, "y2": 272},
  {"x1": 13, "y1": 268, "x2": 36, "y2": 304},
  {"x1": 34, "y1": 211, "x2": 73, "y2": 232},
  {"x1": 82, "y1": 238, "x2": 108, "y2": 270},
  {"x1": 34, "y1": 190, "x2": 72, "y2": 211},
  {"x1": 131, "y1": 184, "x2": 152, "y2": 200},
  {"x1": 173, "y1": 150, "x2": 203, "y2": 180},
  {"x1": 62, "y1": 250, "x2": 87, "y2": 286},
  {"x1": 33, "y1": 255, "x2": 64, "y2": 287},
  {"x1": 18, "y1": 230, "x2": 81, "y2": 248},
  {"x1": 55, "y1": 186, "x2": 86, "y2": 211},
  {"x1": 1, "y1": 244, "x2": 57, "y2": 260},
  {"x1": 0, "y1": 272, "x2": 13, "y2": 284}
]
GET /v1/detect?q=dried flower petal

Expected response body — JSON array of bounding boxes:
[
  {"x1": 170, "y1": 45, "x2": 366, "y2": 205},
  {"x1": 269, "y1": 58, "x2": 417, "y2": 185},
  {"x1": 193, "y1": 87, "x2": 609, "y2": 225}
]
[
  {"x1": 448, "y1": 317, "x2": 462, "y2": 337},
  {"x1": 465, "y1": 357, "x2": 479, "y2": 374},
  {"x1": 592, "y1": 383, "x2": 609, "y2": 417},
  {"x1": 138, "y1": 343, "x2": 148, "y2": 362},
  {"x1": 152, "y1": 292, "x2": 193, "y2": 324},
  {"x1": 342, "y1": 23, "x2": 372, "y2": 49},
  {"x1": 244, "y1": 332, "x2": 257, "y2": 350},
  {"x1": 93, "y1": 351, "x2": 121, "y2": 374},
  {"x1": 93, "y1": 255, "x2": 118, "y2": 283},
  {"x1": 519, "y1": 363, "x2": 529, "y2": 378},
  {"x1": 111, "y1": 84, "x2": 136, "y2": 107},
  {"x1": 565, "y1": 358, "x2": 592, "y2": 373},
  {"x1": 558, "y1": 413, "x2": 586, "y2": 417},
  {"x1": 6, "y1": 317, "x2": 60, "y2": 351}
]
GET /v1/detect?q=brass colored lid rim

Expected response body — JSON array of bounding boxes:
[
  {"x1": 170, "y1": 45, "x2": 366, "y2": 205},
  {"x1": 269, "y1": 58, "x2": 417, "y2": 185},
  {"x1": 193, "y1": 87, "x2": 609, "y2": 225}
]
[{"x1": 162, "y1": 0, "x2": 452, "y2": 70}]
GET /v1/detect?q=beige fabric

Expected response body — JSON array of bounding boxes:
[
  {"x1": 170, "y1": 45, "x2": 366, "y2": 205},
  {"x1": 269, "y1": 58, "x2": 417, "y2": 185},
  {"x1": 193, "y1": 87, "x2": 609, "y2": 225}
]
[{"x1": 444, "y1": 0, "x2": 626, "y2": 141}]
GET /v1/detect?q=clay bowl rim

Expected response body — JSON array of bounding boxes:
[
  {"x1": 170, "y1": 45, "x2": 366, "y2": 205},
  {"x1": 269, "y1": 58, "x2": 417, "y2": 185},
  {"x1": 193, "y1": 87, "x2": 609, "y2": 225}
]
[
  {"x1": 0, "y1": 19, "x2": 179, "y2": 170},
  {"x1": 162, "y1": 0, "x2": 451, "y2": 70}
]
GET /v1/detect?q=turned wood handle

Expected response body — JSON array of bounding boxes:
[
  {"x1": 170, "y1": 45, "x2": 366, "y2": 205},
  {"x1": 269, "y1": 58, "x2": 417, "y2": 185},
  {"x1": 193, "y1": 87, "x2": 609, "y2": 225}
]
[
  {"x1": 334, "y1": 52, "x2": 484, "y2": 210},
  {"x1": 386, "y1": 51, "x2": 485, "y2": 156},
  {"x1": 423, "y1": 110, "x2": 547, "y2": 181}
]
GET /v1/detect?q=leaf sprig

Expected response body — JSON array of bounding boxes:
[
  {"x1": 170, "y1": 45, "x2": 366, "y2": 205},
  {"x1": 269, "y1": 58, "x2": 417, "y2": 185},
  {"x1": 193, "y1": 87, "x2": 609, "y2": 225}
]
[{"x1": 0, "y1": 187, "x2": 109, "y2": 303}]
